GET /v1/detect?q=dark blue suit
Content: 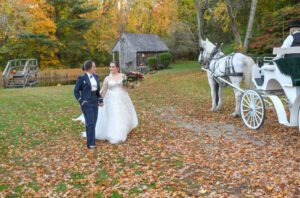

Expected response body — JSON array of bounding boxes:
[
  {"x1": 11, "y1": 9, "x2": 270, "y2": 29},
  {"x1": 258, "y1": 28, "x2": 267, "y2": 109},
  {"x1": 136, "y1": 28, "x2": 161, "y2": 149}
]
[{"x1": 74, "y1": 73, "x2": 103, "y2": 148}]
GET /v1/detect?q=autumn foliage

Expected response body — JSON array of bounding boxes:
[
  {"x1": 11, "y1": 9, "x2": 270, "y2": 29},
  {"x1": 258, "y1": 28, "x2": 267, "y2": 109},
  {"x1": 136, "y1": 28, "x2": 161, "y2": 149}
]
[{"x1": 250, "y1": 4, "x2": 300, "y2": 55}]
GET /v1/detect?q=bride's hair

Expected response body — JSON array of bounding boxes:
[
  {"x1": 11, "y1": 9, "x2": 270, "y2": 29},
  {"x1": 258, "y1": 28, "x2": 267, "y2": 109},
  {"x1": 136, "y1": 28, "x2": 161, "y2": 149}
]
[{"x1": 111, "y1": 61, "x2": 120, "y2": 73}]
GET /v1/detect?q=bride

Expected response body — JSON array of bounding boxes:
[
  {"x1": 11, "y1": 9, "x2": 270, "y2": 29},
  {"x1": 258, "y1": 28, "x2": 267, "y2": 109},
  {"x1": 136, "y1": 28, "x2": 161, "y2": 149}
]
[{"x1": 76, "y1": 61, "x2": 138, "y2": 144}]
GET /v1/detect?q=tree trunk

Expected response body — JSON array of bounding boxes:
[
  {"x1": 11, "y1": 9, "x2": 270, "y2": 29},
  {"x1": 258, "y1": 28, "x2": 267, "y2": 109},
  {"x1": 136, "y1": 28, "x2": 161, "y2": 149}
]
[
  {"x1": 225, "y1": 0, "x2": 243, "y2": 51},
  {"x1": 243, "y1": 0, "x2": 258, "y2": 54},
  {"x1": 193, "y1": 0, "x2": 208, "y2": 45},
  {"x1": 118, "y1": 0, "x2": 133, "y2": 34}
]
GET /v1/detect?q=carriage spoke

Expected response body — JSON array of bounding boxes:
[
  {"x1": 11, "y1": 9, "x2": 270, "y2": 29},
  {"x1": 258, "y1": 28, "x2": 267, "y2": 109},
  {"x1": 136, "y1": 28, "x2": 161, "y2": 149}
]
[
  {"x1": 243, "y1": 98, "x2": 251, "y2": 106},
  {"x1": 255, "y1": 113, "x2": 262, "y2": 124},
  {"x1": 251, "y1": 116, "x2": 254, "y2": 127},
  {"x1": 253, "y1": 116, "x2": 258, "y2": 127},
  {"x1": 251, "y1": 115, "x2": 256, "y2": 127},
  {"x1": 255, "y1": 98, "x2": 262, "y2": 104},
  {"x1": 253, "y1": 115, "x2": 257, "y2": 127},
  {"x1": 249, "y1": 115, "x2": 253, "y2": 127},
  {"x1": 246, "y1": 114, "x2": 251, "y2": 123},
  {"x1": 242, "y1": 109, "x2": 251, "y2": 113},
  {"x1": 255, "y1": 104, "x2": 262, "y2": 109},
  {"x1": 256, "y1": 111, "x2": 263, "y2": 116},
  {"x1": 248, "y1": 115, "x2": 252, "y2": 126},
  {"x1": 245, "y1": 94, "x2": 251, "y2": 104},
  {"x1": 244, "y1": 95, "x2": 251, "y2": 103},
  {"x1": 242, "y1": 103, "x2": 250, "y2": 109},
  {"x1": 243, "y1": 111, "x2": 251, "y2": 118},
  {"x1": 249, "y1": 93, "x2": 254, "y2": 104},
  {"x1": 254, "y1": 114, "x2": 260, "y2": 126}
]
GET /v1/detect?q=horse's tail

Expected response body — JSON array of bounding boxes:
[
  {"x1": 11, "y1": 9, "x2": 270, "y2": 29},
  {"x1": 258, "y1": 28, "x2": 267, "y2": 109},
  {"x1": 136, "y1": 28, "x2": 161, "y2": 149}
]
[{"x1": 243, "y1": 56, "x2": 255, "y2": 88}]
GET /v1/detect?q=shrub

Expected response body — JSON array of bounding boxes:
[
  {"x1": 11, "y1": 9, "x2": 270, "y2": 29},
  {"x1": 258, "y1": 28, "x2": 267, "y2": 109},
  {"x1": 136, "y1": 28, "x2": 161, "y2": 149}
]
[
  {"x1": 146, "y1": 57, "x2": 157, "y2": 70},
  {"x1": 159, "y1": 52, "x2": 172, "y2": 68}
]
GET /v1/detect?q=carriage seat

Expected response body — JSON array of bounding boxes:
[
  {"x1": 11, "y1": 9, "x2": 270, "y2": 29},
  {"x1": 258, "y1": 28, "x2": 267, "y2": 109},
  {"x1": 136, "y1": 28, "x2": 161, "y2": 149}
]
[
  {"x1": 273, "y1": 47, "x2": 300, "y2": 86},
  {"x1": 275, "y1": 57, "x2": 300, "y2": 86},
  {"x1": 273, "y1": 47, "x2": 300, "y2": 57}
]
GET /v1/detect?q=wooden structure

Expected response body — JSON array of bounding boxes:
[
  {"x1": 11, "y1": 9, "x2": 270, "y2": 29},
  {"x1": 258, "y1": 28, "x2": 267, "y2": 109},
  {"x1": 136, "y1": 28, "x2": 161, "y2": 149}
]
[
  {"x1": 2, "y1": 59, "x2": 38, "y2": 88},
  {"x1": 112, "y1": 33, "x2": 169, "y2": 72}
]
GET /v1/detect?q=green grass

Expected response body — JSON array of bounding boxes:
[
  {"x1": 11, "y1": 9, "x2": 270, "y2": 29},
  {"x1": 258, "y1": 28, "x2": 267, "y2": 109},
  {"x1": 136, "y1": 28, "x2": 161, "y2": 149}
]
[
  {"x1": 162, "y1": 60, "x2": 201, "y2": 72},
  {"x1": 96, "y1": 169, "x2": 109, "y2": 183},
  {"x1": 28, "y1": 182, "x2": 41, "y2": 192},
  {"x1": 111, "y1": 191, "x2": 123, "y2": 198},
  {"x1": 71, "y1": 172, "x2": 85, "y2": 180},
  {"x1": 0, "y1": 184, "x2": 9, "y2": 192},
  {"x1": 55, "y1": 182, "x2": 67, "y2": 192},
  {"x1": 0, "y1": 86, "x2": 81, "y2": 157}
]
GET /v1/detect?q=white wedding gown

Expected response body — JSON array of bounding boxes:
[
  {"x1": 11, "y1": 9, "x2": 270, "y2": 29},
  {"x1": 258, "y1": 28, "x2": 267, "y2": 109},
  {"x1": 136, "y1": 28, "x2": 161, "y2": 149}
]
[{"x1": 74, "y1": 75, "x2": 138, "y2": 144}]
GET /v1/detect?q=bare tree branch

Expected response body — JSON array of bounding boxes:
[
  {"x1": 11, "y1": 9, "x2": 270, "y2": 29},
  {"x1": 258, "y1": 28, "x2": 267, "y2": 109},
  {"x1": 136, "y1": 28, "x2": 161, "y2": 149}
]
[
  {"x1": 225, "y1": 0, "x2": 243, "y2": 51},
  {"x1": 193, "y1": 0, "x2": 208, "y2": 44}
]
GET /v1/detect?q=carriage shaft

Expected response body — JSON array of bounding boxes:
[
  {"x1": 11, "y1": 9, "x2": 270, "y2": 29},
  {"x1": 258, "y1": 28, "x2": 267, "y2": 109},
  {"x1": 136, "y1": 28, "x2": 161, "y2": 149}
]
[{"x1": 201, "y1": 68, "x2": 245, "y2": 93}]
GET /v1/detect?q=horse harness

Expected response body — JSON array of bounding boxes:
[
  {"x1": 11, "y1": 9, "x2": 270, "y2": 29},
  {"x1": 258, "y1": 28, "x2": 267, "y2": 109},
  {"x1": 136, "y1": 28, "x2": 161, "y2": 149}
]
[{"x1": 207, "y1": 47, "x2": 244, "y2": 78}]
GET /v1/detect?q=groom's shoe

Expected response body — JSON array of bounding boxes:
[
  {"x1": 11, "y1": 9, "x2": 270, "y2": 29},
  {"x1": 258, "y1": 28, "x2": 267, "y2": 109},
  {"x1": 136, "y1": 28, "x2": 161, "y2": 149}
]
[{"x1": 88, "y1": 145, "x2": 96, "y2": 149}]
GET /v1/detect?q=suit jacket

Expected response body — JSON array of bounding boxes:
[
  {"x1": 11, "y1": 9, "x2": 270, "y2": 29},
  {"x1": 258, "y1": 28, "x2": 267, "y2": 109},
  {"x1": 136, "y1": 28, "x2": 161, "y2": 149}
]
[{"x1": 74, "y1": 73, "x2": 103, "y2": 104}]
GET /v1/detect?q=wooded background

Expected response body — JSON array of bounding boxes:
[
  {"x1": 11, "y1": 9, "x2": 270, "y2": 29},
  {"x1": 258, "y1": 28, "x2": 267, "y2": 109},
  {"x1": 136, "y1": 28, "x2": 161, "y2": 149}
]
[{"x1": 0, "y1": 0, "x2": 299, "y2": 69}]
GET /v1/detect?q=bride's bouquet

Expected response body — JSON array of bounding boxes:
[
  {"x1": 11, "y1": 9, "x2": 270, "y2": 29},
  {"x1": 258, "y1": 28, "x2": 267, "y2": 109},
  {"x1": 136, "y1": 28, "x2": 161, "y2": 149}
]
[{"x1": 123, "y1": 71, "x2": 144, "y2": 88}]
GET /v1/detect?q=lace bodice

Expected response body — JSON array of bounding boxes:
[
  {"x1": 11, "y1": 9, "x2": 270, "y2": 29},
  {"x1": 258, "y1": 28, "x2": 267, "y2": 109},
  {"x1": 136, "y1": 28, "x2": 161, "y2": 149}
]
[
  {"x1": 101, "y1": 74, "x2": 126, "y2": 94},
  {"x1": 107, "y1": 78, "x2": 123, "y2": 90}
]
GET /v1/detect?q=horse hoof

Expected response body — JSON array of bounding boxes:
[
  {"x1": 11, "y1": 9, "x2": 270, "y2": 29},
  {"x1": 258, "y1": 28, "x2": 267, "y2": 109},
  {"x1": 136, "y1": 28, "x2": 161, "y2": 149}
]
[
  {"x1": 216, "y1": 107, "x2": 222, "y2": 111},
  {"x1": 231, "y1": 113, "x2": 240, "y2": 118},
  {"x1": 210, "y1": 108, "x2": 216, "y2": 112}
]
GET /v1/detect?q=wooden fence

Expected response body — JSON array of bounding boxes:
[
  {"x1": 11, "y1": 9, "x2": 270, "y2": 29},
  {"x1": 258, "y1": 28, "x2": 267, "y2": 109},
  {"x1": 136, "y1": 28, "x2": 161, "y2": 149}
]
[{"x1": 0, "y1": 67, "x2": 110, "y2": 88}]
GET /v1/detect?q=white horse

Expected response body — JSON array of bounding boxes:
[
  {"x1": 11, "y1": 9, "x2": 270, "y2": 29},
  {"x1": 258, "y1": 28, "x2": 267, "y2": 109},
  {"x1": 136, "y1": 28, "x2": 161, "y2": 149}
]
[{"x1": 198, "y1": 38, "x2": 255, "y2": 117}]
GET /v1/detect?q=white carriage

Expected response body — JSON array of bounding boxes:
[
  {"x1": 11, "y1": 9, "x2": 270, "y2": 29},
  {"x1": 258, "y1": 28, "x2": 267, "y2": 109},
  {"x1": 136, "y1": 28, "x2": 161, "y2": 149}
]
[{"x1": 241, "y1": 47, "x2": 300, "y2": 130}]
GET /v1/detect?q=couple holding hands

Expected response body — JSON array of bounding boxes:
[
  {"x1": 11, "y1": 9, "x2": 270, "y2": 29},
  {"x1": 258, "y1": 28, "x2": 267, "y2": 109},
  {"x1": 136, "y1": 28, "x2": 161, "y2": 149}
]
[{"x1": 74, "y1": 60, "x2": 138, "y2": 149}]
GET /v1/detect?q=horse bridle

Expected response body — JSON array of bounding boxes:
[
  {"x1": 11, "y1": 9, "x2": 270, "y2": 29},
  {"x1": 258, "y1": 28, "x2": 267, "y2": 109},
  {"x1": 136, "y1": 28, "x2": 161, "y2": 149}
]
[
  {"x1": 208, "y1": 46, "x2": 224, "y2": 64},
  {"x1": 201, "y1": 46, "x2": 224, "y2": 70}
]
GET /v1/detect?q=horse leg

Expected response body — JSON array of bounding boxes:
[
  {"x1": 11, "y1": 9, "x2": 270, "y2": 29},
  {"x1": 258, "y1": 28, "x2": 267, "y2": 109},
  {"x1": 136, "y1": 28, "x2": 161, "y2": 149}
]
[
  {"x1": 216, "y1": 84, "x2": 223, "y2": 111},
  {"x1": 232, "y1": 88, "x2": 242, "y2": 117},
  {"x1": 215, "y1": 83, "x2": 219, "y2": 105},
  {"x1": 208, "y1": 76, "x2": 217, "y2": 111},
  {"x1": 231, "y1": 78, "x2": 243, "y2": 117}
]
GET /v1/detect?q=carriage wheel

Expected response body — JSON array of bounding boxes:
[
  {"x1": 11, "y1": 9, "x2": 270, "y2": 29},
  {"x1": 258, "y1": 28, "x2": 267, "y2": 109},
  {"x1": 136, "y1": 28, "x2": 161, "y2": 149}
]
[
  {"x1": 298, "y1": 107, "x2": 300, "y2": 132},
  {"x1": 241, "y1": 90, "x2": 265, "y2": 130}
]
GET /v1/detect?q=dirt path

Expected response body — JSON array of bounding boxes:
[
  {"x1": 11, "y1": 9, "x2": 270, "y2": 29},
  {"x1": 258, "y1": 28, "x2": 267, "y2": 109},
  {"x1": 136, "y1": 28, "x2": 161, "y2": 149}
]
[
  {"x1": 147, "y1": 104, "x2": 300, "y2": 197},
  {"x1": 156, "y1": 106, "x2": 265, "y2": 146}
]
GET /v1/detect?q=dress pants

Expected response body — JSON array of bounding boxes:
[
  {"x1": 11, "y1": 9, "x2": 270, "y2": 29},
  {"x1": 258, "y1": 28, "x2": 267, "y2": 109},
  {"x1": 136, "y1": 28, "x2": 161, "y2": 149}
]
[{"x1": 81, "y1": 101, "x2": 98, "y2": 148}]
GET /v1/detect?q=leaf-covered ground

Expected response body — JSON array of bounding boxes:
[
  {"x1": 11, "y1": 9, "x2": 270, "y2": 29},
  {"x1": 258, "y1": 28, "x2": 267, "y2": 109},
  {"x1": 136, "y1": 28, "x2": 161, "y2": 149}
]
[{"x1": 0, "y1": 61, "x2": 299, "y2": 197}]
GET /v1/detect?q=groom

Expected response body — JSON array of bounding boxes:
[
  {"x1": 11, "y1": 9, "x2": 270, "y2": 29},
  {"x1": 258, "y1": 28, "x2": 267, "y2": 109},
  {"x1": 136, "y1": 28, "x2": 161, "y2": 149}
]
[{"x1": 74, "y1": 60, "x2": 103, "y2": 149}]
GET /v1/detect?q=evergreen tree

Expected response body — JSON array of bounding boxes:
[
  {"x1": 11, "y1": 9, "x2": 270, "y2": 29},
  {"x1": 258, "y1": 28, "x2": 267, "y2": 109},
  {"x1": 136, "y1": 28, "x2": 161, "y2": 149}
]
[{"x1": 48, "y1": 0, "x2": 97, "y2": 67}]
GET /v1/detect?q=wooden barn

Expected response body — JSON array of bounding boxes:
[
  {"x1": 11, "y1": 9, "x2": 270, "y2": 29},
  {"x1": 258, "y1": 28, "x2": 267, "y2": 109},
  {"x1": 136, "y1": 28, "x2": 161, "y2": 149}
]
[{"x1": 112, "y1": 33, "x2": 169, "y2": 72}]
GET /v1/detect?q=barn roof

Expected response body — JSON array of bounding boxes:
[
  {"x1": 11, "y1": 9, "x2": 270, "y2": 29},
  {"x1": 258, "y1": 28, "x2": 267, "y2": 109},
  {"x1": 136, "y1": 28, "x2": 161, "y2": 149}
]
[{"x1": 112, "y1": 33, "x2": 169, "y2": 53}]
